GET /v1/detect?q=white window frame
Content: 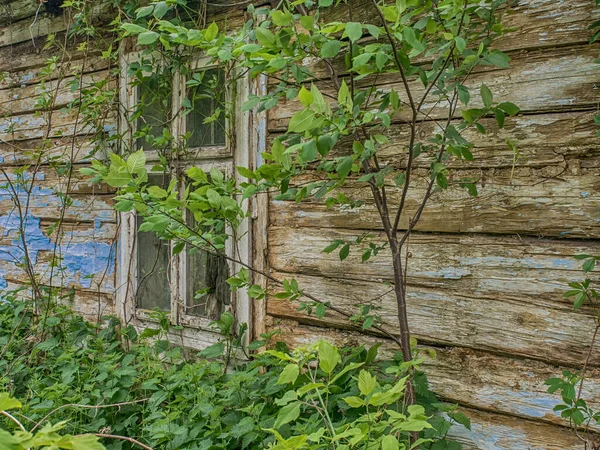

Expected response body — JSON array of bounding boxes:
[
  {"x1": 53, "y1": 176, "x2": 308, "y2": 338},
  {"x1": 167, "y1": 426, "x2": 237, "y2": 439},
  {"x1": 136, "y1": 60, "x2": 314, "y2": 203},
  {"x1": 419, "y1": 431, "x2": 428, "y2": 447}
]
[{"x1": 116, "y1": 48, "x2": 252, "y2": 349}]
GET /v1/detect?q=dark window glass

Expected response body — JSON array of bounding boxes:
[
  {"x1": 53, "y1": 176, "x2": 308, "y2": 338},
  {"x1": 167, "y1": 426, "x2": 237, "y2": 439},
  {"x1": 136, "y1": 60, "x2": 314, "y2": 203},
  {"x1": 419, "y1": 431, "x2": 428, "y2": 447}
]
[
  {"x1": 136, "y1": 174, "x2": 171, "y2": 311},
  {"x1": 185, "y1": 205, "x2": 230, "y2": 318},
  {"x1": 187, "y1": 68, "x2": 226, "y2": 148},
  {"x1": 136, "y1": 75, "x2": 172, "y2": 151}
]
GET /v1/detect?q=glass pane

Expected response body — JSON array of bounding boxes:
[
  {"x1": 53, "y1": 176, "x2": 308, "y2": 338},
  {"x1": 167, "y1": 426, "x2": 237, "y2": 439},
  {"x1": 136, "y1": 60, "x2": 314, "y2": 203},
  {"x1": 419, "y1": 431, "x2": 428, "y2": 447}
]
[
  {"x1": 187, "y1": 68, "x2": 226, "y2": 148},
  {"x1": 136, "y1": 174, "x2": 171, "y2": 311},
  {"x1": 136, "y1": 75, "x2": 172, "y2": 151},
  {"x1": 185, "y1": 215, "x2": 230, "y2": 318}
]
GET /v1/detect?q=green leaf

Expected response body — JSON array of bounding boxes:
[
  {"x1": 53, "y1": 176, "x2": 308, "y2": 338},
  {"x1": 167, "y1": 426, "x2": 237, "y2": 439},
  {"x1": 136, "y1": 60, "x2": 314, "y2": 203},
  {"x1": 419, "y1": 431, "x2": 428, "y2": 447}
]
[
  {"x1": 454, "y1": 36, "x2": 466, "y2": 53},
  {"x1": 345, "y1": 22, "x2": 363, "y2": 43},
  {"x1": 494, "y1": 109, "x2": 505, "y2": 129},
  {"x1": 343, "y1": 396, "x2": 365, "y2": 408},
  {"x1": 339, "y1": 244, "x2": 350, "y2": 261},
  {"x1": 449, "y1": 411, "x2": 471, "y2": 430},
  {"x1": 480, "y1": 84, "x2": 493, "y2": 108},
  {"x1": 300, "y1": 140, "x2": 318, "y2": 162},
  {"x1": 0, "y1": 393, "x2": 21, "y2": 412},
  {"x1": 358, "y1": 370, "x2": 378, "y2": 396},
  {"x1": 381, "y1": 435, "x2": 400, "y2": 450},
  {"x1": 277, "y1": 364, "x2": 300, "y2": 385},
  {"x1": 0, "y1": 429, "x2": 20, "y2": 450},
  {"x1": 70, "y1": 434, "x2": 106, "y2": 450},
  {"x1": 319, "y1": 0, "x2": 334, "y2": 5},
  {"x1": 271, "y1": 10, "x2": 293, "y2": 26},
  {"x1": 205, "y1": 22, "x2": 219, "y2": 41},
  {"x1": 136, "y1": 6, "x2": 154, "y2": 18},
  {"x1": 336, "y1": 156, "x2": 353, "y2": 180},
  {"x1": 483, "y1": 50, "x2": 510, "y2": 68},
  {"x1": 318, "y1": 340, "x2": 340, "y2": 374},
  {"x1": 583, "y1": 258, "x2": 596, "y2": 272},
  {"x1": 321, "y1": 40, "x2": 342, "y2": 58},
  {"x1": 137, "y1": 30, "x2": 159, "y2": 45},
  {"x1": 497, "y1": 102, "x2": 520, "y2": 115},
  {"x1": 353, "y1": 52, "x2": 373, "y2": 69},
  {"x1": 274, "y1": 402, "x2": 301, "y2": 428},
  {"x1": 121, "y1": 23, "x2": 147, "y2": 36},
  {"x1": 298, "y1": 86, "x2": 313, "y2": 107},
  {"x1": 288, "y1": 109, "x2": 316, "y2": 133},
  {"x1": 126, "y1": 150, "x2": 146, "y2": 174},
  {"x1": 153, "y1": 1, "x2": 168, "y2": 18},
  {"x1": 255, "y1": 27, "x2": 277, "y2": 48}
]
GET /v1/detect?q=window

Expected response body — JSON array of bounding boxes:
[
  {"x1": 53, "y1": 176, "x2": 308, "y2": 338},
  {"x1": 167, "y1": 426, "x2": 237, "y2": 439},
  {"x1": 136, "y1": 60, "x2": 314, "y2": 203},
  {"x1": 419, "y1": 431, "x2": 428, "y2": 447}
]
[{"x1": 117, "y1": 52, "x2": 252, "y2": 347}]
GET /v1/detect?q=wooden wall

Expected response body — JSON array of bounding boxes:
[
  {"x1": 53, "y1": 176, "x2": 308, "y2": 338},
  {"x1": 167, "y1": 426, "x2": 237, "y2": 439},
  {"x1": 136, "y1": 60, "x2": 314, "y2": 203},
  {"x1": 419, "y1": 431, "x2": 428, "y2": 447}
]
[
  {"x1": 265, "y1": 1, "x2": 600, "y2": 449},
  {"x1": 0, "y1": 1, "x2": 117, "y2": 320}
]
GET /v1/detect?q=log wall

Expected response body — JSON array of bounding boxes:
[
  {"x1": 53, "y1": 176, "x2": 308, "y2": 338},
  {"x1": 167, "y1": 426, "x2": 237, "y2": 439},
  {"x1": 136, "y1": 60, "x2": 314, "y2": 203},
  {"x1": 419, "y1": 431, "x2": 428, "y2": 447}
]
[
  {"x1": 0, "y1": 1, "x2": 118, "y2": 320},
  {"x1": 265, "y1": 1, "x2": 600, "y2": 448},
  {"x1": 1, "y1": 0, "x2": 600, "y2": 448}
]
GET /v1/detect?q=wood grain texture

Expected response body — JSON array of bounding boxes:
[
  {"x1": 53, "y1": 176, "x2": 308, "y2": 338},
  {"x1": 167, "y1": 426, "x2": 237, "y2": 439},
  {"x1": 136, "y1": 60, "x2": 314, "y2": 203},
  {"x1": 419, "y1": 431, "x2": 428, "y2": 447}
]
[
  {"x1": 269, "y1": 227, "x2": 599, "y2": 309},
  {"x1": 268, "y1": 46, "x2": 600, "y2": 131},
  {"x1": 0, "y1": 2, "x2": 114, "y2": 48},
  {"x1": 290, "y1": 111, "x2": 600, "y2": 170},
  {"x1": 0, "y1": 219, "x2": 116, "y2": 293},
  {"x1": 268, "y1": 270, "x2": 600, "y2": 366},
  {"x1": 0, "y1": 136, "x2": 97, "y2": 166},
  {"x1": 322, "y1": 0, "x2": 600, "y2": 53},
  {"x1": 269, "y1": 168, "x2": 600, "y2": 238},
  {"x1": 276, "y1": 323, "x2": 600, "y2": 433},
  {"x1": 0, "y1": 53, "x2": 109, "y2": 91},
  {"x1": 0, "y1": 108, "x2": 116, "y2": 141},
  {"x1": 0, "y1": 70, "x2": 114, "y2": 116}
]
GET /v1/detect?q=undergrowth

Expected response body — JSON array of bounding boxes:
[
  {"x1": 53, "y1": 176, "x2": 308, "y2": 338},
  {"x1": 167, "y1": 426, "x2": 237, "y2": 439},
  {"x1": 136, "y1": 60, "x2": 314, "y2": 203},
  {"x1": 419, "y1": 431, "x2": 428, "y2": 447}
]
[{"x1": 0, "y1": 296, "x2": 468, "y2": 450}]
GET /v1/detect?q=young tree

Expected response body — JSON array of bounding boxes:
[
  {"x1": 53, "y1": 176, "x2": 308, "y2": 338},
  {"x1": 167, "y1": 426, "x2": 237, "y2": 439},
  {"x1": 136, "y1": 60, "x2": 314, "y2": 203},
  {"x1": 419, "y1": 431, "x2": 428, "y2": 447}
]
[{"x1": 91, "y1": 0, "x2": 518, "y2": 405}]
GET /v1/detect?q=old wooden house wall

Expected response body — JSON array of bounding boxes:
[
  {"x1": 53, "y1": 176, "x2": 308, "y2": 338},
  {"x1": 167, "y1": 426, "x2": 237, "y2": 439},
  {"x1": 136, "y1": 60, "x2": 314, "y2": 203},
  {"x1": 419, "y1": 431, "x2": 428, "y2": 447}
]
[
  {"x1": 264, "y1": 1, "x2": 600, "y2": 449},
  {"x1": 0, "y1": 1, "x2": 118, "y2": 320}
]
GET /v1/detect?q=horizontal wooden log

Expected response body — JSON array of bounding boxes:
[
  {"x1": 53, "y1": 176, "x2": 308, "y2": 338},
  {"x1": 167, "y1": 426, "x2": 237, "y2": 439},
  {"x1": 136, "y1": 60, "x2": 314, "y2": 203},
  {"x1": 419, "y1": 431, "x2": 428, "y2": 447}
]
[
  {"x1": 276, "y1": 322, "x2": 600, "y2": 434},
  {"x1": 0, "y1": 53, "x2": 109, "y2": 90},
  {"x1": 3, "y1": 280, "x2": 115, "y2": 322},
  {"x1": 0, "y1": 2, "x2": 114, "y2": 48},
  {"x1": 268, "y1": 111, "x2": 600, "y2": 169},
  {"x1": 269, "y1": 168, "x2": 600, "y2": 238},
  {"x1": 267, "y1": 269, "x2": 600, "y2": 366},
  {"x1": 0, "y1": 0, "x2": 43, "y2": 26},
  {"x1": 323, "y1": 0, "x2": 600, "y2": 52},
  {"x1": 0, "y1": 70, "x2": 114, "y2": 117},
  {"x1": 450, "y1": 407, "x2": 586, "y2": 450},
  {"x1": 0, "y1": 219, "x2": 116, "y2": 293},
  {"x1": 0, "y1": 136, "x2": 96, "y2": 166},
  {"x1": 269, "y1": 227, "x2": 599, "y2": 310},
  {"x1": 0, "y1": 109, "x2": 116, "y2": 141},
  {"x1": 268, "y1": 46, "x2": 600, "y2": 131}
]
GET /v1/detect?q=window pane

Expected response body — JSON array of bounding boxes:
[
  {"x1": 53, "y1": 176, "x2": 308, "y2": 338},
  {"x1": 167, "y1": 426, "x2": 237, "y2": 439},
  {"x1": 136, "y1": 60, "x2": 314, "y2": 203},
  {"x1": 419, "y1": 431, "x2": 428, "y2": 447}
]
[
  {"x1": 136, "y1": 174, "x2": 171, "y2": 311},
  {"x1": 187, "y1": 68, "x2": 226, "y2": 148},
  {"x1": 136, "y1": 75, "x2": 171, "y2": 151},
  {"x1": 185, "y1": 215, "x2": 230, "y2": 318}
]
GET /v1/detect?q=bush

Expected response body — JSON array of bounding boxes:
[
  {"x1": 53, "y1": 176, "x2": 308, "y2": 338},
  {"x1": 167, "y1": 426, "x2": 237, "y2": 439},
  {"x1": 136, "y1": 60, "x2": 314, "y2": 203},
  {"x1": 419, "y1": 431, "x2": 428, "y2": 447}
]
[{"x1": 0, "y1": 298, "x2": 467, "y2": 449}]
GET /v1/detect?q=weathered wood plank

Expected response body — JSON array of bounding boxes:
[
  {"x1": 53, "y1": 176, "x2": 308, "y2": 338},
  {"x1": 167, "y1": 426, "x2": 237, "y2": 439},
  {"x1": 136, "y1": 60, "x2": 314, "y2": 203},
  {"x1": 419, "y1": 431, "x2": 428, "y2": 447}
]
[
  {"x1": 277, "y1": 323, "x2": 600, "y2": 433},
  {"x1": 323, "y1": 0, "x2": 600, "y2": 52},
  {"x1": 0, "y1": 109, "x2": 116, "y2": 142},
  {"x1": 268, "y1": 111, "x2": 600, "y2": 170},
  {"x1": 0, "y1": 70, "x2": 114, "y2": 116},
  {"x1": 0, "y1": 2, "x2": 114, "y2": 48},
  {"x1": 267, "y1": 269, "x2": 600, "y2": 366},
  {"x1": 449, "y1": 407, "x2": 587, "y2": 450},
  {"x1": 0, "y1": 219, "x2": 116, "y2": 293},
  {"x1": 269, "y1": 168, "x2": 600, "y2": 238},
  {"x1": 0, "y1": 0, "x2": 42, "y2": 26},
  {"x1": 0, "y1": 53, "x2": 109, "y2": 90},
  {"x1": 0, "y1": 136, "x2": 97, "y2": 166},
  {"x1": 269, "y1": 227, "x2": 599, "y2": 310},
  {"x1": 3, "y1": 280, "x2": 115, "y2": 322},
  {"x1": 268, "y1": 46, "x2": 600, "y2": 131}
]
